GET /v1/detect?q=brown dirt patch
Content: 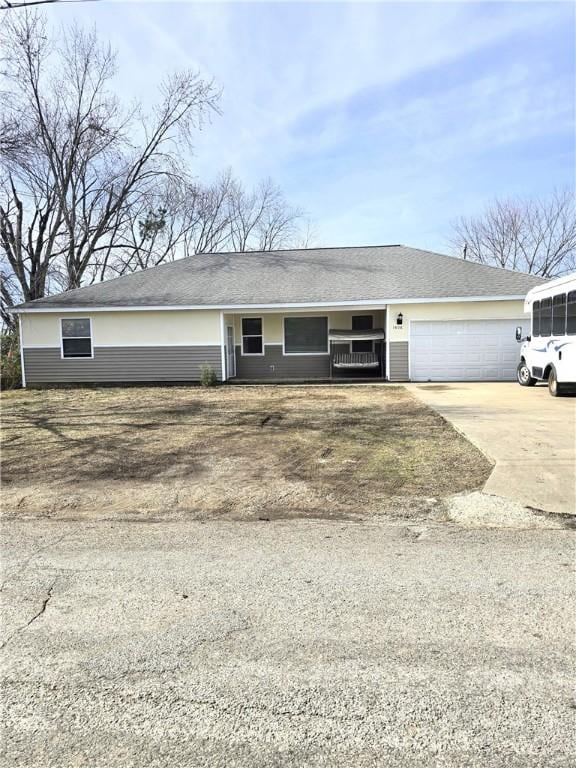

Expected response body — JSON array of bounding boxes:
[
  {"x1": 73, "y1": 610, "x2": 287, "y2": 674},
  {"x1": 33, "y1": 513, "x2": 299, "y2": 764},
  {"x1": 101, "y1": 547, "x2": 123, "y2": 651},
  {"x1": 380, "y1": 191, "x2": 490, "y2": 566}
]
[{"x1": 0, "y1": 385, "x2": 492, "y2": 520}]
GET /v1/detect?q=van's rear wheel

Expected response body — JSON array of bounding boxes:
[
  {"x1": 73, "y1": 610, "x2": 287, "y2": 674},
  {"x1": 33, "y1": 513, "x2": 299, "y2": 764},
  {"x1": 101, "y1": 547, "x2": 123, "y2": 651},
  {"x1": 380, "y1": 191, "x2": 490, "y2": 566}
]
[
  {"x1": 548, "y1": 367, "x2": 564, "y2": 397},
  {"x1": 517, "y1": 362, "x2": 536, "y2": 387}
]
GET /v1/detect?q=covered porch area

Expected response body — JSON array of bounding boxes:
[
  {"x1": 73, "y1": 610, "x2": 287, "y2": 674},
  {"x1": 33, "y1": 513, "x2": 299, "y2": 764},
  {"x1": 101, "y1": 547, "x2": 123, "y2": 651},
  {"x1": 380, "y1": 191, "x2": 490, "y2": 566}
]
[{"x1": 222, "y1": 308, "x2": 389, "y2": 382}]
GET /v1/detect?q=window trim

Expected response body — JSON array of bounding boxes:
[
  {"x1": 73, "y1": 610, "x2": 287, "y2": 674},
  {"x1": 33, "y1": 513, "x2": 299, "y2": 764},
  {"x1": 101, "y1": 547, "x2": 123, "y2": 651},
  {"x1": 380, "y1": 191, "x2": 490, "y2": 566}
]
[
  {"x1": 240, "y1": 316, "x2": 264, "y2": 356},
  {"x1": 282, "y1": 315, "x2": 329, "y2": 356},
  {"x1": 60, "y1": 317, "x2": 94, "y2": 360}
]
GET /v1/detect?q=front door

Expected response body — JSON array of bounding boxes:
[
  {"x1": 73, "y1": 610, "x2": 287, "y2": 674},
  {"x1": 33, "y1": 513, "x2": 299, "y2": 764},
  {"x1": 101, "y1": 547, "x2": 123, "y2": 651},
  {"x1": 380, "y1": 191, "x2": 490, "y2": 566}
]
[{"x1": 226, "y1": 326, "x2": 236, "y2": 378}]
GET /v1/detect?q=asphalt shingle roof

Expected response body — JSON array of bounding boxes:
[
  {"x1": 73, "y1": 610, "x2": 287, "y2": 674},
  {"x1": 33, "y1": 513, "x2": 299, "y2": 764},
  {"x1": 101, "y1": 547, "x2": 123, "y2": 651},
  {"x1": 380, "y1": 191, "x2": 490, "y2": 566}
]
[{"x1": 14, "y1": 245, "x2": 544, "y2": 310}]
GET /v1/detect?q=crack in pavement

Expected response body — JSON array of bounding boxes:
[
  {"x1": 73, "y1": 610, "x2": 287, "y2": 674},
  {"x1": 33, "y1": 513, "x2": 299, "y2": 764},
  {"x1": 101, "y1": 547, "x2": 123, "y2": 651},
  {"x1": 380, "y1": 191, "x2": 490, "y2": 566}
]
[
  {"x1": 0, "y1": 578, "x2": 58, "y2": 650},
  {"x1": 164, "y1": 694, "x2": 370, "y2": 724},
  {"x1": 69, "y1": 620, "x2": 252, "y2": 683},
  {"x1": 0, "y1": 533, "x2": 74, "y2": 591},
  {"x1": 1, "y1": 676, "x2": 367, "y2": 725}
]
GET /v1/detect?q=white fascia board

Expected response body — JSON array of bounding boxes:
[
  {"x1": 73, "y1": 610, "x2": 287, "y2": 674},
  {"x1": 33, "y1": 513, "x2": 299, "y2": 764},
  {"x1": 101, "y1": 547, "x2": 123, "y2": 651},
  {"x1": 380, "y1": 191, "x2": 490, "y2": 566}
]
[{"x1": 11, "y1": 295, "x2": 527, "y2": 314}]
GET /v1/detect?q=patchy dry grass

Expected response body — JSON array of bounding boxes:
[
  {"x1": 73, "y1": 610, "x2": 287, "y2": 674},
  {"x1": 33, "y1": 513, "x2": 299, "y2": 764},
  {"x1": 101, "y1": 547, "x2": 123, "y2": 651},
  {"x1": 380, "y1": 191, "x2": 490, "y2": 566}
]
[{"x1": 1, "y1": 385, "x2": 491, "y2": 520}]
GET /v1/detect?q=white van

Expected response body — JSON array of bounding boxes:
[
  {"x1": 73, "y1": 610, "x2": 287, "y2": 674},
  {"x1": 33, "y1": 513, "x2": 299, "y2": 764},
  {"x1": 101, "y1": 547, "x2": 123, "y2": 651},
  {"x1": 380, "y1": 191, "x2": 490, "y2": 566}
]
[{"x1": 516, "y1": 273, "x2": 576, "y2": 396}]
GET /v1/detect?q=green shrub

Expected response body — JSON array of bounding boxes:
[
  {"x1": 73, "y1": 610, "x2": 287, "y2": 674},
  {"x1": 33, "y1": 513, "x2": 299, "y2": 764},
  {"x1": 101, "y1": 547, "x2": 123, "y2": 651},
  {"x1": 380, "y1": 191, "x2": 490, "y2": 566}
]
[
  {"x1": 1, "y1": 332, "x2": 22, "y2": 390},
  {"x1": 200, "y1": 364, "x2": 218, "y2": 387}
]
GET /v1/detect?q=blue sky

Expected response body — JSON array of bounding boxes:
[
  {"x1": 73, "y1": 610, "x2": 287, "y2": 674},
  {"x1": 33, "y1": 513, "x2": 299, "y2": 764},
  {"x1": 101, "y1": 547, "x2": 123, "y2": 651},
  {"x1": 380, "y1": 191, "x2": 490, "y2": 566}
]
[{"x1": 53, "y1": 1, "x2": 574, "y2": 253}]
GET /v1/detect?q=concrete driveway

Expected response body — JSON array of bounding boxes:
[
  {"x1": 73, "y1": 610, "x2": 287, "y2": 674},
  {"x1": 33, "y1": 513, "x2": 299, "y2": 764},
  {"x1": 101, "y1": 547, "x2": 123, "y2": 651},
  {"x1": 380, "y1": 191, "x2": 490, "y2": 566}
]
[
  {"x1": 406, "y1": 383, "x2": 575, "y2": 515},
  {"x1": 1, "y1": 518, "x2": 574, "y2": 768}
]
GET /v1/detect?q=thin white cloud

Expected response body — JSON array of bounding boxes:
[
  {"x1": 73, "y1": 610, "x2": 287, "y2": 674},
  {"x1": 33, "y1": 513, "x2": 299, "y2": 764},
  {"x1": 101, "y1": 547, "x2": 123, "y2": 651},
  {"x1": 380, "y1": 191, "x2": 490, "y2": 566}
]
[{"x1": 45, "y1": 0, "x2": 574, "y2": 250}]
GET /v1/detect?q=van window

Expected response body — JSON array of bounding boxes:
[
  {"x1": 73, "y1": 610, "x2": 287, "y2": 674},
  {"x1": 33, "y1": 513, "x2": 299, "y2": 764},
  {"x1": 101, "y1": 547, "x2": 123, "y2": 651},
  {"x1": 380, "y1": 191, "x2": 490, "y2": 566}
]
[
  {"x1": 568, "y1": 291, "x2": 576, "y2": 336},
  {"x1": 540, "y1": 298, "x2": 552, "y2": 336},
  {"x1": 532, "y1": 300, "x2": 540, "y2": 336},
  {"x1": 552, "y1": 294, "x2": 567, "y2": 336}
]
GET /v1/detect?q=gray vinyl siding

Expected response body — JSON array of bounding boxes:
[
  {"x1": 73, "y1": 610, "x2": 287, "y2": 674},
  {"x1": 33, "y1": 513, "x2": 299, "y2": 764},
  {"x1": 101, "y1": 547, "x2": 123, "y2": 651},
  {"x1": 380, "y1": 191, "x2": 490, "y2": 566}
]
[
  {"x1": 23, "y1": 346, "x2": 222, "y2": 384},
  {"x1": 235, "y1": 344, "x2": 330, "y2": 379},
  {"x1": 389, "y1": 341, "x2": 409, "y2": 381}
]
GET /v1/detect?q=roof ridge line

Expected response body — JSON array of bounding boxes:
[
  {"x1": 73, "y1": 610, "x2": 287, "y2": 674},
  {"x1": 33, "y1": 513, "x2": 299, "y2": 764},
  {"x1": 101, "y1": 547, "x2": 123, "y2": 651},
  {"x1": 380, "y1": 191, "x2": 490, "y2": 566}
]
[{"x1": 197, "y1": 243, "x2": 405, "y2": 255}]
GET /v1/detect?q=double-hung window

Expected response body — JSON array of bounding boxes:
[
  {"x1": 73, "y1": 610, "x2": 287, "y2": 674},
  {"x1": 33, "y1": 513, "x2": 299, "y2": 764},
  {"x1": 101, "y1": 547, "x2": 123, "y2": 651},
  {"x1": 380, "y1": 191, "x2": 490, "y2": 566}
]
[
  {"x1": 241, "y1": 318, "x2": 263, "y2": 355},
  {"x1": 284, "y1": 316, "x2": 328, "y2": 354},
  {"x1": 351, "y1": 315, "x2": 373, "y2": 353},
  {"x1": 61, "y1": 318, "x2": 92, "y2": 358}
]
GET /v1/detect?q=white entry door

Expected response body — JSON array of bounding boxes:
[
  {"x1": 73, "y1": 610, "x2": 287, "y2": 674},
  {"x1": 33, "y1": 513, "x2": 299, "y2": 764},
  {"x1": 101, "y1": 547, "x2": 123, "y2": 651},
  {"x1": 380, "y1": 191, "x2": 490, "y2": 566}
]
[
  {"x1": 410, "y1": 319, "x2": 525, "y2": 381},
  {"x1": 226, "y1": 326, "x2": 236, "y2": 378}
]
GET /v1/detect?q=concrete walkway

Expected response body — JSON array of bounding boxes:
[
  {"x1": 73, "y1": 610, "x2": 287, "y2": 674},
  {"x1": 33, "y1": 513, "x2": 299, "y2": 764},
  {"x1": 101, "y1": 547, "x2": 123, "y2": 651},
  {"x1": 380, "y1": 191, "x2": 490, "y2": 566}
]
[{"x1": 406, "y1": 382, "x2": 576, "y2": 515}]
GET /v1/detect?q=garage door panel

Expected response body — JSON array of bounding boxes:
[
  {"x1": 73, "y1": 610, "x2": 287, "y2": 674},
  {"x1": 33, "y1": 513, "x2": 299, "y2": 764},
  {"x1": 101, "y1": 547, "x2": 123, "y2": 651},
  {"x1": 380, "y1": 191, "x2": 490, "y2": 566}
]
[{"x1": 410, "y1": 319, "x2": 524, "y2": 381}]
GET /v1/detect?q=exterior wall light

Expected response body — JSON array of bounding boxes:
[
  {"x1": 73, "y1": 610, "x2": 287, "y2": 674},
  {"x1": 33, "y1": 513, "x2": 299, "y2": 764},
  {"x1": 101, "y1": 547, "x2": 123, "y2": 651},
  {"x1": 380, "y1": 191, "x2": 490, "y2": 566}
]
[{"x1": 396, "y1": 313, "x2": 403, "y2": 327}]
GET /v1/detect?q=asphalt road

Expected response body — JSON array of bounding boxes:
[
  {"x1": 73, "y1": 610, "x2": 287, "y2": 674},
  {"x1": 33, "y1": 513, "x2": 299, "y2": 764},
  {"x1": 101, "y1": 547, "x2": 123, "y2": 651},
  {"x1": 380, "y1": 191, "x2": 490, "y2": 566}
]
[{"x1": 1, "y1": 518, "x2": 574, "y2": 768}]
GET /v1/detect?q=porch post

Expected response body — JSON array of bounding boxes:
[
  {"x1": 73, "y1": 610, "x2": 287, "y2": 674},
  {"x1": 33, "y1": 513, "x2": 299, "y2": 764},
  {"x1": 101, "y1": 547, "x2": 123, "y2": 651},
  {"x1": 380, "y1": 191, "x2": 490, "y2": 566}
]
[
  {"x1": 385, "y1": 306, "x2": 390, "y2": 381},
  {"x1": 219, "y1": 311, "x2": 227, "y2": 382}
]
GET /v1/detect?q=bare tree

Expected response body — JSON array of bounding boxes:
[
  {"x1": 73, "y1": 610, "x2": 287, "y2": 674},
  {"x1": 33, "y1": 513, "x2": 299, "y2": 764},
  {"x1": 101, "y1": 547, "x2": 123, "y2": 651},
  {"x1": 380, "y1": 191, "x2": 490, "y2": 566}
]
[
  {"x1": 227, "y1": 177, "x2": 303, "y2": 253},
  {"x1": 0, "y1": 11, "x2": 218, "y2": 328},
  {"x1": 94, "y1": 174, "x2": 232, "y2": 278},
  {"x1": 103, "y1": 170, "x2": 309, "y2": 277},
  {"x1": 450, "y1": 189, "x2": 576, "y2": 278},
  {"x1": 0, "y1": 12, "x2": 311, "y2": 329}
]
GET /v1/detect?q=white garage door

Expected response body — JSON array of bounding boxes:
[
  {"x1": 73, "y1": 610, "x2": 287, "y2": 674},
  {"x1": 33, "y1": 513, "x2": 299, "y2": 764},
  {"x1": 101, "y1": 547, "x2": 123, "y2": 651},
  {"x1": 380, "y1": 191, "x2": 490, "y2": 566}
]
[{"x1": 410, "y1": 319, "x2": 524, "y2": 381}]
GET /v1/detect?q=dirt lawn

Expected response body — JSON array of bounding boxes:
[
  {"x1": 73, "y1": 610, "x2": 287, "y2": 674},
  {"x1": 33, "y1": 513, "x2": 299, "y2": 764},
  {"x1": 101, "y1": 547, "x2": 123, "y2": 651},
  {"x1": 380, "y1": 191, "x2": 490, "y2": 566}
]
[{"x1": 1, "y1": 385, "x2": 491, "y2": 520}]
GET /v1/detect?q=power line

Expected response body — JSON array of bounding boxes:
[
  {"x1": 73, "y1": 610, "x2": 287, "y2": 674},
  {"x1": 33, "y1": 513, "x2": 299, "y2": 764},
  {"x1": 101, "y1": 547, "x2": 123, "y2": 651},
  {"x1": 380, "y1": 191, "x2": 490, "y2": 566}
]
[{"x1": 1, "y1": 0, "x2": 100, "y2": 10}]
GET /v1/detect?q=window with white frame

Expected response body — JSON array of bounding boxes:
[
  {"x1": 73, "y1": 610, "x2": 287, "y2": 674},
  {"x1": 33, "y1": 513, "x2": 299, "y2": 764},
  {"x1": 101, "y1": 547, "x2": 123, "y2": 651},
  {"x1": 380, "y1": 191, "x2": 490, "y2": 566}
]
[
  {"x1": 284, "y1": 316, "x2": 328, "y2": 354},
  {"x1": 241, "y1": 317, "x2": 263, "y2": 355},
  {"x1": 61, "y1": 318, "x2": 92, "y2": 358}
]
